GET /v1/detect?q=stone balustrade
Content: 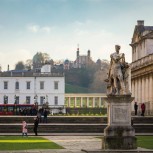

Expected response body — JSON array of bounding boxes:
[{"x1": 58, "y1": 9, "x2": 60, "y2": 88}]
[{"x1": 131, "y1": 54, "x2": 153, "y2": 69}]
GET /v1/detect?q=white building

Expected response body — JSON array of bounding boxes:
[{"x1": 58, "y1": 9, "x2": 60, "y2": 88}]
[{"x1": 0, "y1": 65, "x2": 65, "y2": 107}]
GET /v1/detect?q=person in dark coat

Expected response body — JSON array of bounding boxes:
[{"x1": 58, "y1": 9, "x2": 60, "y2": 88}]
[
  {"x1": 33, "y1": 117, "x2": 39, "y2": 136},
  {"x1": 134, "y1": 102, "x2": 138, "y2": 115},
  {"x1": 141, "y1": 103, "x2": 146, "y2": 116},
  {"x1": 43, "y1": 109, "x2": 48, "y2": 123}
]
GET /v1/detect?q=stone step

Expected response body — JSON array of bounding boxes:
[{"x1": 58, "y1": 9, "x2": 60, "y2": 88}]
[
  {"x1": 0, "y1": 116, "x2": 107, "y2": 123},
  {"x1": 0, "y1": 123, "x2": 153, "y2": 133},
  {"x1": 0, "y1": 116, "x2": 153, "y2": 124}
]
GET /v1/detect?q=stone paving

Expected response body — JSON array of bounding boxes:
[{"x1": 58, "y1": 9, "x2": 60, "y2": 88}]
[{"x1": 44, "y1": 136, "x2": 102, "y2": 153}]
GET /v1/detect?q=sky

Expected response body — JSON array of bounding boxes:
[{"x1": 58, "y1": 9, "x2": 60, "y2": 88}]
[{"x1": 0, "y1": 0, "x2": 153, "y2": 70}]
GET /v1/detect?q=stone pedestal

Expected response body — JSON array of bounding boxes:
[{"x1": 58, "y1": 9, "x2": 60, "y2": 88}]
[{"x1": 102, "y1": 95, "x2": 137, "y2": 150}]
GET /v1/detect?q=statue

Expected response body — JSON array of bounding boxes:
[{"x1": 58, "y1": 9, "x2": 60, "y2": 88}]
[{"x1": 106, "y1": 45, "x2": 131, "y2": 95}]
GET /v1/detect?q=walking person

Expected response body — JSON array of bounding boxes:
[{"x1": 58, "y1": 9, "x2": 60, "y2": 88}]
[
  {"x1": 22, "y1": 121, "x2": 28, "y2": 136},
  {"x1": 141, "y1": 103, "x2": 146, "y2": 116},
  {"x1": 33, "y1": 117, "x2": 39, "y2": 136},
  {"x1": 43, "y1": 109, "x2": 48, "y2": 123},
  {"x1": 37, "y1": 109, "x2": 42, "y2": 123},
  {"x1": 134, "y1": 102, "x2": 138, "y2": 115}
]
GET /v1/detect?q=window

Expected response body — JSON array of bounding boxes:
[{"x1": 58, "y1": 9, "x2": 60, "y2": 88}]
[
  {"x1": 4, "y1": 81, "x2": 8, "y2": 89},
  {"x1": 54, "y1": 81, "x2": 58, "y2": 90},
  {"x1": 40, "y1": 96, "x2": 45, "y2": 105},
  {"x1": 54, "y1": 96, "x2": 58, "y2": 105},
  {"x1": 26, "y1": 96, "x2": 30, "y2": 104},
  {"x1": 40, "y1": 81, "x2": 44, "y2": 89},
  {"x1": 15, "y1": 81, "x2": 19, "y2": 90},
  {"x1": 26, "y1": 82, "x2": 30, "y2": 89},
  {"x1": 3, "y1": 95, "x2": 8, "y2": 104}
]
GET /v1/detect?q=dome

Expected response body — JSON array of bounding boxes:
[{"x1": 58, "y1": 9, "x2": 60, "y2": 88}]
[
  {"x1": 64, "y1": 59, "x2": 69, "y2": 64},
  {"x1": 96, "y1": 59, "x2": 101, "y2": 64}
]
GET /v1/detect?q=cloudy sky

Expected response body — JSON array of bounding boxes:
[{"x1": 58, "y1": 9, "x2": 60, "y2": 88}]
[{"x1": 0, "y1": 0, "x2": 153, "y2": 70}]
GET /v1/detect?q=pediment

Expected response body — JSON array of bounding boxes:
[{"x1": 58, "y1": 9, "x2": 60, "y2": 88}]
[
  {"x1": 131, "y1": 26, "x2": 144, "y2": 43},
  {"x1": 131, "y1": 26, "x2": 153, "y2": 44}
]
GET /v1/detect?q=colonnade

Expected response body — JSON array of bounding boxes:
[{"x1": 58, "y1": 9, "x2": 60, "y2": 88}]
[
  {"x1": 131, "y1": 74, "x2": 153, "y2": 115},
  {"x1": 65, "y1": 93, "x2": 106, "y2": 108}
]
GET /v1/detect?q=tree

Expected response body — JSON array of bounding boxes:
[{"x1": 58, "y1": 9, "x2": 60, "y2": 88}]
[
  {"x1": 89, "y1": 60, "x2": 109, "y2": 92},
  {"x1": 25, "y1": 59, "x2": 32, "y2": 70},
  {"x1": 15, "y1": 61, "x2": 25, "y2": 70},
  {"x1": 33, "y1": 52, "x2": 50, "y2": 64}
]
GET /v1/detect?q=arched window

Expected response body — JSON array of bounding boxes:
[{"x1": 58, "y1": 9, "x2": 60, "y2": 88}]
[{"x1": 15, "y1": 81, "x2": 19, "y2": 90}]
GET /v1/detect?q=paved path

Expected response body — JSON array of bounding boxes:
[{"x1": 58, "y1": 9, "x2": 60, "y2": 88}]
[{"x1": 44, "y1": 136, "x2": 101, "y2": 152}]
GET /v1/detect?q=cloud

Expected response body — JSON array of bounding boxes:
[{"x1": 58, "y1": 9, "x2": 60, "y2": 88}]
[
  {"x1": 27, "y1": 24, "x2": 53, "y2": 33},
  {"x1": 27, "y1": 25, "x2": 40, "y2": 33},
  {"x1": 42, "y1": 26, "x2": 51, "y2": 33}
]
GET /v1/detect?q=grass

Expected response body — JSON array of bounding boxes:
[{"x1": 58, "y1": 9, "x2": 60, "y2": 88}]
[
  {"x1": 137, "y1": 136, "x2": 153, "y2": 149},
  {"x1": 98, "y1": 136, "x2": 153, "y2": 149},
  {"x1": 0, "y1": 136, "x2": 64, "y2": 150}
]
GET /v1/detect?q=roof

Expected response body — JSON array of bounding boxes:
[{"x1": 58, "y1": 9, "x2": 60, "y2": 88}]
[{"x1": 131, "y1": 24, "x2": 153, "y2": 44}]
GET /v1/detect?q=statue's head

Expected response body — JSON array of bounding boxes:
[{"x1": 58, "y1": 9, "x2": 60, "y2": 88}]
[{"x1": 115, "y1": 45, "x2": 120, "y2": 53}]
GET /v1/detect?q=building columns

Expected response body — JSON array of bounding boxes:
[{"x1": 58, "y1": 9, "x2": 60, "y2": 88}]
[
  {"x1": 87, "y1": 97, "x2": 89, "y2": 108},
  {"x1": 93, "y1": 98, "x2": 95, "y2": 108},
  {"x1": 68, "y1": 97, "x2": 70, "y2": 107},
  {"x1": 142, "y1": 77, "x2": 145, "y2": 103},
  {"x1": 135, "y1": 79, "x2": 138, "y2": 102},
  {"x1": 74, "y1": 97, "x2": 76, "y2": 107},
  {"x1": 80, "y1": 97, "x2": 83, "y2": 107}
]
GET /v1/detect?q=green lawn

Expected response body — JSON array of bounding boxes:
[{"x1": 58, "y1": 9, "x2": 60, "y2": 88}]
[
  {"x1": 137, "y1": 136, "x2": 153, "y2": 149},
  {"x1": 99, "y1": 136, "x2": 153, "y2": 149},
  {"x1": 0, "y1": 136, "x2": 64, "y2": 150}
]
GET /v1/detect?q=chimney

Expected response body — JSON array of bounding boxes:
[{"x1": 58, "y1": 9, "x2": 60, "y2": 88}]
[
  {"x1": 7, "y1": 65, "x2": 9, "y2": 71},
  {"x1": 137, "y1": 20, "x2": 144, "y2": 26},
  {"x1": 87, "y1": 50, "x2": 90, "y2": 57}
]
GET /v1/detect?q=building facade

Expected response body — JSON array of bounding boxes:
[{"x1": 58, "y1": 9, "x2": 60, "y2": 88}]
[
  {"x1": 130, "y1": 20, "x2": 153, "y2": 115},
  {"x1": 73, "y1": 47, "x2": 94, "y2": 68},
  {"x1": 0, "y1": 68, "x2": 65, "y2": 106}
]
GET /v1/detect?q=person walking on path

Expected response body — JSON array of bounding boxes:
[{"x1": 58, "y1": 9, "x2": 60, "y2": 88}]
[
  {"x1": 33, "y1": 117, "x2": 39, "y2": 136},
  {"x1": 141, "y1": 103, "x2": 146, "y2": 116},
  {"x1": 134, "y1": 102, "x2": 138, "y2": 115},
  {"x1": 43, "y1": 109, "x2": 48, "y2": 123},
  {"x1": 37, "y1": 109, "x2": 42, "y2": 123},
  {"x1": 22, "y1": 121, "x2": 28, "y2": 136}
]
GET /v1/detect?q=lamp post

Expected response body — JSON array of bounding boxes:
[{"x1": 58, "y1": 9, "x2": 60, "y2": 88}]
[
  {"x1": 14, "y1": 95, "x2": 17, "y2": 115},
  {"x1": 14, "y1": 95, "x2": 16, "y2": 104},
  {"x1": 46, "y1": 95, "x2": 49, "y2": 107},
  {"x1": 4, "y1": 95, "x2": 7, "y2": 104},
  {"x1": 46, "y1": 95, "x2": 48, "y2": 103},
  {"x1": 34, "y1": 95, "x2": 38, "y2": 110}
]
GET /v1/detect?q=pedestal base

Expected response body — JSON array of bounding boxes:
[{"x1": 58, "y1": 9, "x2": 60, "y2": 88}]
[
  {"x1": 103, "y1": 95, "x2": 137, "y2": 150},
  {"x1": 102, "y1": 136, "x2": 137, "y2": 150},
  {"x1": 102, "y1": 125, "x2": 137, "y2": 149}
]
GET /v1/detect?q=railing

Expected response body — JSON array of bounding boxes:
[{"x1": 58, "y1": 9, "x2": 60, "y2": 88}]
[
  {"x1": 131, "y1": 54, "x2": 153, "y2": 69},
  {"x1": 0, "y1": 72, "x2": 64, "y2": 77}
]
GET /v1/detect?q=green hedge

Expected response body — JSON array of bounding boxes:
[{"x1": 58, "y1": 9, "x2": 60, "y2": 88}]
[{"x1": 66, "y1": 108, "x2": 107, "y2": 115}]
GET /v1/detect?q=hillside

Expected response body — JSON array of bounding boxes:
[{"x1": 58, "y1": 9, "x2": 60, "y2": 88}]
[
  {"x1": 65, "y1": 84, "x2": 90, "y2": 93},
  {"x1": 65, "y1": 61, "x2": 109, "y2": 93}
]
